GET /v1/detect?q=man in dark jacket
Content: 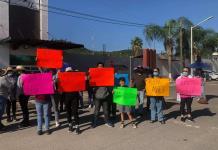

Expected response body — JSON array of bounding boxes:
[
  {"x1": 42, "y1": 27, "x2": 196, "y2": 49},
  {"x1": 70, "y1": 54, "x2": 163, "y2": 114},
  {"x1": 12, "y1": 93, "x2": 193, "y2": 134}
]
[{"x1": 92, "y1": 62, "x2": 114, "y2": 128}]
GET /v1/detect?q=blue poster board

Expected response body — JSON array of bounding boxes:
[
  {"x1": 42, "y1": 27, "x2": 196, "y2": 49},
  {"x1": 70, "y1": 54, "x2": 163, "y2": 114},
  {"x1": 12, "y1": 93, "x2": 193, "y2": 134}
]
[{"x1": 115, "y1": 73, "x2": 129, "y2": 86}]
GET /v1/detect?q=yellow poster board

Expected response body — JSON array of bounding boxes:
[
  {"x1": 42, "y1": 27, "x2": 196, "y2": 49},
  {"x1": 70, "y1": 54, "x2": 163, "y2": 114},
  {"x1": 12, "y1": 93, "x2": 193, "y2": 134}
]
[{"x1": 145, "y1": 78, "x2": 170, "y2": 96}]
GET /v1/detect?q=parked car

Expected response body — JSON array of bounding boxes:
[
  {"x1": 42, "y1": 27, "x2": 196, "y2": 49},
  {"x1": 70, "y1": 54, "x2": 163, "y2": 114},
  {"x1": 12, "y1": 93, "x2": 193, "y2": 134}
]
[{"x1": 208, "y1": 71, "x2": 218, "y2": 80}]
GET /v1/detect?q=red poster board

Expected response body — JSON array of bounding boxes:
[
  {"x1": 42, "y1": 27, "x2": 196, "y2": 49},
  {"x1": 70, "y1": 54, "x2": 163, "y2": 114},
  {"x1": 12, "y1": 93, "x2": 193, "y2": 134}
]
[
  {"x1": 36, "y1": 48, "x2": 63, "y2": 69},
  {"x1": 89, "y1": 68, "x2": 114, "y2": 86},
  {"x1": 58, "y1": 72, "x2": 86, "y2": 92}
]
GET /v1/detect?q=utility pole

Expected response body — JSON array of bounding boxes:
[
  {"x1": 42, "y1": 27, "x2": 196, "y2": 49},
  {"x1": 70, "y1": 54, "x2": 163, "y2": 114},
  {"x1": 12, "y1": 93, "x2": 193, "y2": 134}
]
[
  {"x1": 180, "y1": 20, "x2": 183, "y2": 72},
  {"x1": 102, "y1": 44, "x2": 106, "y2": 63}
]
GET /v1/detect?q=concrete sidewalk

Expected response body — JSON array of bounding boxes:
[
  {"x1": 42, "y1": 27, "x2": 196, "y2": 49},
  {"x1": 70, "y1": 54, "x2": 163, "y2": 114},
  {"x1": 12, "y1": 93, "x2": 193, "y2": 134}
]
[{"x1": 0, "y1": 82, "x2": 218, "y2": 150}]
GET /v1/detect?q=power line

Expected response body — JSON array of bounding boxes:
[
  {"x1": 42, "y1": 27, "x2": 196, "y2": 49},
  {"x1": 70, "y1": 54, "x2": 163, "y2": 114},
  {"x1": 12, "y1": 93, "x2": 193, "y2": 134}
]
[
  {"x1": 0, "y1": 0, "x2": 145, "y2": 28},
  {"x1": 43, "y1": 4, "x2": 146, "y2": 26}
]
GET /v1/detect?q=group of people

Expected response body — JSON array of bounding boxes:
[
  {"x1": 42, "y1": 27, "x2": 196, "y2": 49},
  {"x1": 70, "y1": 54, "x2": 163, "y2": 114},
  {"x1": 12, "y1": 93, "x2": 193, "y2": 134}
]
[{"x1": 0, "y1": 62, "x2": 205, "y2": 136}]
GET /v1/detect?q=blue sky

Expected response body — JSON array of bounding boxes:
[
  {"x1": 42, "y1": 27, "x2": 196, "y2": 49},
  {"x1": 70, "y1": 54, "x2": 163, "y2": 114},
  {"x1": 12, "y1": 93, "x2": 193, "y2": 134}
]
[{"x1": 49, "y1": 0, "x2": 218, "y2": 52}]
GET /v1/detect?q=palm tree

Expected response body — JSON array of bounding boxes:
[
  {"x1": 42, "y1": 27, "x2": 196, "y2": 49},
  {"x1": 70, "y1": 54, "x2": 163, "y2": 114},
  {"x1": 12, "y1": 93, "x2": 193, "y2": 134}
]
[
  {"x1": 144, "y1": 20, "x2": 178, "y2": 79},
  {"x1": 131, "y1": 37, "x2": 143, "y2": 57},
  {"x1": 144, "y1": 24, "x2": 163, "y2": 48}
]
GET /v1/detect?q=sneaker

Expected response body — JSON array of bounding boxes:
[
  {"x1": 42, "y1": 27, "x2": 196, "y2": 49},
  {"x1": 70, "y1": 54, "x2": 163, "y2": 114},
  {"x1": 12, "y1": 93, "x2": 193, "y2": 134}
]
[
  {"x1": 187, "y1": 117, "x2": 194, "y2": 122},
  {"x1": 88, "y1": 104, "x2": 92, "y2": 108},
  {"x1": 132, "y1": 123, "x2": 137, "y2": 129},
  {"x1": 105, "y1": 122, "x2": 114, "y2": 128},
  {"x1": 45, "y1": 130, "x2": 51, "y2": 135},
  {"x1": 150, "y1": 120, "x2": 155, "y2": 123},
  {"x1": 75, "y1": 127, "x2": 80, "y2": 135},
  {"x1": 120, "y1": 123, "x2": 124, "y2": 128},
  {"x1": 37, "y1": 130, "x2": 43, "y2": 135},
  {"x1": 55, "y1": 121, "x2": 60, "y2": 127},
  {"x1": 160, "y1": 120, "x2": 165, "y2": 124}
]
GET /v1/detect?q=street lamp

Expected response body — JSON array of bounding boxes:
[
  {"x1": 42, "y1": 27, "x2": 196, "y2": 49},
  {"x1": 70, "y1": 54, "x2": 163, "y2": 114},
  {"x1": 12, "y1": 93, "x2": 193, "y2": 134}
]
[{"x1": 190, "y1": 16, "x2": 214, "y2": 74}]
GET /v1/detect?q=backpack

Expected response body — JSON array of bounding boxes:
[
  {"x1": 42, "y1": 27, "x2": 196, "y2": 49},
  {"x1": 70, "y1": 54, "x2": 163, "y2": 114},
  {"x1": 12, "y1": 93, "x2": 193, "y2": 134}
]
[{"x1": 95, "y1": 87, "x2": 110, "y2": 100}]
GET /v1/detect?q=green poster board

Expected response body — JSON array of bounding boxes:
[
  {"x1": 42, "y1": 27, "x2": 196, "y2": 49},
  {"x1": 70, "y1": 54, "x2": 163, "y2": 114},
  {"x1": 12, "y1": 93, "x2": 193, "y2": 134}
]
[{"x1": 113, "y1": 87, "x2": 137, "y2": 106}]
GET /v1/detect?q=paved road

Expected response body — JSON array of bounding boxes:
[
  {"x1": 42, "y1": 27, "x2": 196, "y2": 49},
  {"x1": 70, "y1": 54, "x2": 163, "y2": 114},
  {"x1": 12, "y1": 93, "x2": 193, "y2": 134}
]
[{"x1": 0, "y1": 81, "x2": 218, "y2": 150}]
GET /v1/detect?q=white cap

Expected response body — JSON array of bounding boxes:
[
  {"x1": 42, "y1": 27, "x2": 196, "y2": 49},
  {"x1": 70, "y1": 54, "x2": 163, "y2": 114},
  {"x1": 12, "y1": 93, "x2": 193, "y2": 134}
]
[
  {"x1": 16, "y1": 65, "x2": 25, "y2": 71},
  {"x1": 65, "y1": 67, "x2": 73, "y2": 72}
]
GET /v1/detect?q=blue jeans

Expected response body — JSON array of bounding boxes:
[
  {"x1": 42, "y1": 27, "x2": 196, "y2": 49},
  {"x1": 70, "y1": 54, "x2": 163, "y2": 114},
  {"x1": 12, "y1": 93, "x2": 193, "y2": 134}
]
[
  {"x1": 138, "y1": 90, "x2": 145, "y2": 114},
  {"x1": 0, "y1": 96, "x2": 7, "y2": 122},
  {"x1": 35, "y1": 101, "x2": 51, "y2": 131},
  {"x1": 150, "y1": 97, "x2": 164, "y2": 121}
]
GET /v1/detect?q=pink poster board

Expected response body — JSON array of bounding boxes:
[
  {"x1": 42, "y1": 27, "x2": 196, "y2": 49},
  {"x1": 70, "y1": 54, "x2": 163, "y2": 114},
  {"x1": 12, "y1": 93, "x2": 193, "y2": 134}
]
[
  {"x1": 22, "y1": 73, "x2": 54, "y2": 95},
  {"x1": 176, "y1": 77, "x2": 202, "y2": 96}
]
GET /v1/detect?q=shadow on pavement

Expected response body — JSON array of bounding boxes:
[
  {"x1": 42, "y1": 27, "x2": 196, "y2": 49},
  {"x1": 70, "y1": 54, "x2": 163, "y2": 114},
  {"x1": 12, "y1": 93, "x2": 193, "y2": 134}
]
[{"x1": 192, "y1": 108, "x2": 216, "y2": 119}]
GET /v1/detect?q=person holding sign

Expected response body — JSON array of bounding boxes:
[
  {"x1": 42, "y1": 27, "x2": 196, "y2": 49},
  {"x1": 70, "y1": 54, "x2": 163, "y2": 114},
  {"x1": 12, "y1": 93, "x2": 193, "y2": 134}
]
[
  {"x1": 63, "y1": 67, "x2": 80, "y2": 135},
  {"x1": 149, "y1": 68, "x2": 165, "y2": 124},
  {"x1": 176, "y1": 67, "x2": 194, "y2": 122},
  {"x1": 114, "y1": 78, "x2": 137, "y2": 129},
  {"x1": 91, "y1": 62, "x2": 114, "y2": 128}
]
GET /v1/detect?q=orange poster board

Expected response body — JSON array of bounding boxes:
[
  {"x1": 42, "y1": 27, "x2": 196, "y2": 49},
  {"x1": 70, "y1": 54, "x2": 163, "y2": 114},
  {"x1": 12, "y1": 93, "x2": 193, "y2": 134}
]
[
  {"x1": 58, "y1": 72, "x2": 86, "y2": 92},
  {"x1": 146, "y1": 77, "x2": 170, "y2": 96},
  {"x1": 36, "y1": 48, "x2": 63, "y2": 69},
  {"x1": 89, "y1": 68, "x2": 114, "y2": 86}
]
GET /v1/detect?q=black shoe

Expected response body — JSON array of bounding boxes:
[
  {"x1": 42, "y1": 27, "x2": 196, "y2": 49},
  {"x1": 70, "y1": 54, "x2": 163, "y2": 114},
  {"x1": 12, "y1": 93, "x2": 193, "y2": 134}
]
[
  {"x1": 181, "y1": 117, "x2": 186, "y2": 122},
  {"x1": 45, "y1": 130, "x2": 51, "y2": 135},
  {"x1": 91, "y1": 123, "x2": 96, "y2": 129},
  {"x1": 75, "y1": 127, "x2": 80, "y2": 135},
  {"x1": 150, "y1": 120, "x2": 155, "y2": 123},
  {"x1": 13, "y1": 116, "x2": 18, "y2": 122},
  {"x1": 160, "y1": 120, "x2": 165, "y2": 124},
  {"x1": 7, "y1": 118, "x2": 12, "y2": 123},
  {"x1": 19, "y1": 121, "x2": 30, "y2": 127},
  {"x1": 0, "y1": 122, "x2": 6, "y2": 127},
  {"x1": 68, "y1": 125, "x2": 73, "y2": 132},
  {"x1": 37, "y1": 130, "x2": 43, "y2": 135}
]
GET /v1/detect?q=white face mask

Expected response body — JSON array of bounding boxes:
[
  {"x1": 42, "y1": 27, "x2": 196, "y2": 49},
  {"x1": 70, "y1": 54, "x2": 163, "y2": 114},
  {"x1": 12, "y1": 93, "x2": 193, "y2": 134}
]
[
  {"x1": 7, "y1": 73, "x2": 13, "y2": 76},
  {"x1": 182, "y1": 72, "x2": 188, "y2": 77}
]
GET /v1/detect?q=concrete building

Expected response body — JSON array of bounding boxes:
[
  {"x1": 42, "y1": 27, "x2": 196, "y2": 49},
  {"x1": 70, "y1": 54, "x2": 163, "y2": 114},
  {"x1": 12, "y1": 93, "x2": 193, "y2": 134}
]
[
  {"x1": 0, "y1": 0, "x2": 83, "y2": 68},
  {"x1": 0, "y1": 0, "x2": 48, "y2": 67}
]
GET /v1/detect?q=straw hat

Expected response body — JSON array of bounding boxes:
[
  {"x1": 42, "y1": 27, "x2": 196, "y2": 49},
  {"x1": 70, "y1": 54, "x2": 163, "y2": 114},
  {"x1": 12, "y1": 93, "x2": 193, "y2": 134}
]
[
  {"x1": 0, "y1": 68, "x2": 7, "y2": 76},
  {"x1": 65, "y1": 67, "x2": 73, "y2": 72},
  {"x1": 16, "y1": 65, "x2": 25, "y2": 71},
  {"x1": 6, "y1": 67, "x2": 13, "y2": 72}
]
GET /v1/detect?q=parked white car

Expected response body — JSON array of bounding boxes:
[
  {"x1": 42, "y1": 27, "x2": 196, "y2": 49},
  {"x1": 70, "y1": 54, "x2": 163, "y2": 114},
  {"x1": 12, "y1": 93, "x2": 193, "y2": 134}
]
[{"x1": 209, "y1": 71, "x2": 218, "y2": 80}]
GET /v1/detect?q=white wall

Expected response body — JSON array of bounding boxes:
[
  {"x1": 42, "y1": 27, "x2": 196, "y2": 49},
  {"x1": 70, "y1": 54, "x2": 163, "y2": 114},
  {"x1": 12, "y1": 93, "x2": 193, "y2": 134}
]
[
  {"x1": 0, "y1": 44, "x2": 10, "y2": 68},
  {"x1": 40, "y1": 0, "x2": 48, "y2": 40},
  {"x1": 0, "y1": 0, "x2": 9, "y2": 39}
]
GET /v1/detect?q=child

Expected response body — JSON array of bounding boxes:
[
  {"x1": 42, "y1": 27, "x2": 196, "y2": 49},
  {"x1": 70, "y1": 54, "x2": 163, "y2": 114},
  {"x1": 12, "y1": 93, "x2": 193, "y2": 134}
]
[{"x1": 116, "y1": 77, "x2": 137, "y2": 129}]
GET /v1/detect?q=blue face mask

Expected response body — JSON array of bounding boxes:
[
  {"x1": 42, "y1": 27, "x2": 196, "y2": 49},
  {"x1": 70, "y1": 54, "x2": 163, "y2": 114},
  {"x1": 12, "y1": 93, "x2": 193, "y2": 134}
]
[
  {"x1": 153, "y1": 72, "x2": 159, "y2": 77},
  {"x1": 182, "y1": 72, "x2": 188, "y2": 77}
]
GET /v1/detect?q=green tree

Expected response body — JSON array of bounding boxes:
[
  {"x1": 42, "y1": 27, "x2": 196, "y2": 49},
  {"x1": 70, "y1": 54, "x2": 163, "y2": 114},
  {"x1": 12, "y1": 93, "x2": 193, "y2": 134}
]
[
  {"x1": 144, "y1": 19, "x2": 179, "y2": 78},
  {"x1": 131, "y1": 37, "x2": 143, "y2": 57}
]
